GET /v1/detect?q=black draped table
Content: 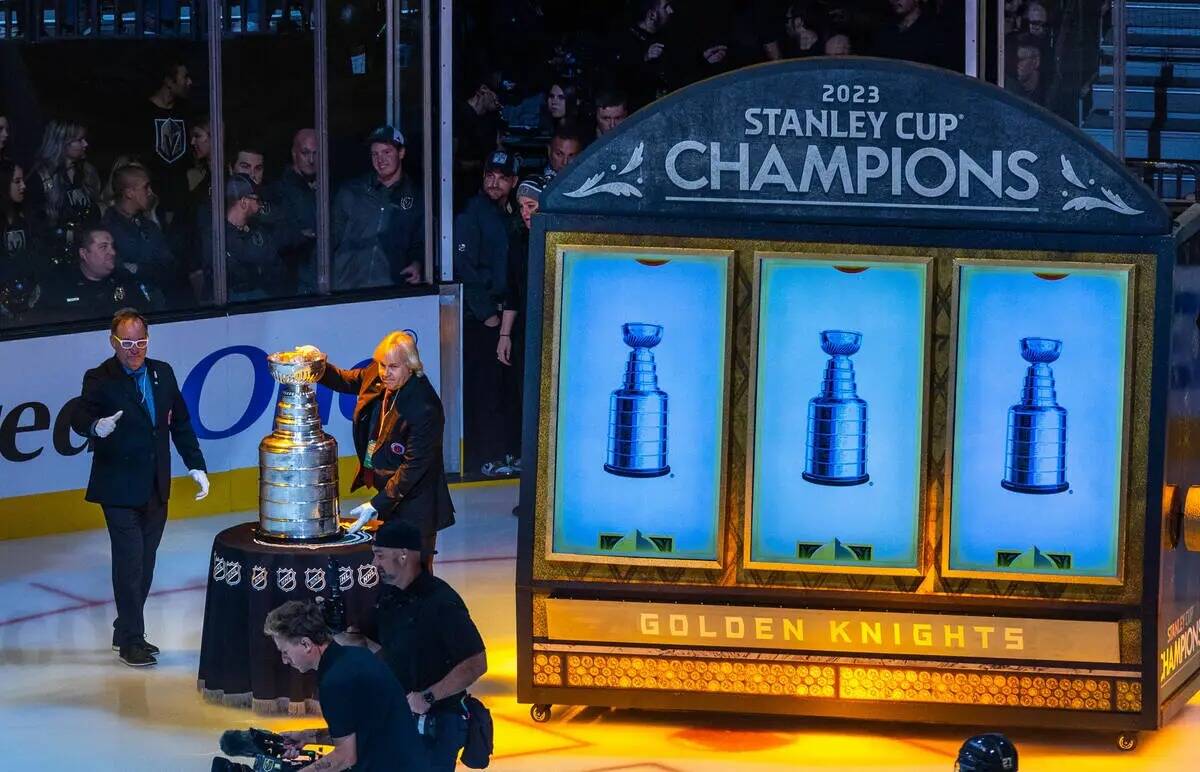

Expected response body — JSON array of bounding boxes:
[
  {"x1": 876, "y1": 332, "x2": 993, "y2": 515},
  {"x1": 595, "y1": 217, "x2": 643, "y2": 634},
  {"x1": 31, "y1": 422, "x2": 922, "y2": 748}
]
[{"x1": 198, "y1": 522, "x2": 381, "y2": 715}]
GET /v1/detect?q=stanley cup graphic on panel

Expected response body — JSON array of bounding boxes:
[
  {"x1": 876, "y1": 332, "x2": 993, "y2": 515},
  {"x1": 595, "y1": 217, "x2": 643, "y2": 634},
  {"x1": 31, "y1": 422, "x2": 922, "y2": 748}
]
[
  {"x1": 802, "y1": 330, "x2": 869, "y2": 486},
  {"x1": 604, "y1": 323, "x2": 670, "y2": 478},
  {"x1": 257, "y1": 350, "x2": 342, "y2": 541},
  {"x1": 1001, "y1": 337, "x2": 1069, "y2": 494}
]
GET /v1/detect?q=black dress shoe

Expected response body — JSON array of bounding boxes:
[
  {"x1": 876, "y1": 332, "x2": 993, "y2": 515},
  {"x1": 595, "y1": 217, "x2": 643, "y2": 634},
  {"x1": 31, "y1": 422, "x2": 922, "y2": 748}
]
[{"x1": 118, "y1": 643, "x2": 157, "y2": 668}]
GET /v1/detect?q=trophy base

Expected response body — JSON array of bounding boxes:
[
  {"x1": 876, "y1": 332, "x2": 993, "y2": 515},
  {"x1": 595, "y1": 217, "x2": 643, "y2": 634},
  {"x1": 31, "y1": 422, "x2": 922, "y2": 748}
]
[
  {"x1": 802, "y1": 472, "x2": 869, "y2": 487},
  {"x1": 1001, "y1": 479, "x2": 1069, "y2": 495},
  {"x1": 603, "y1": 464, "x2": 670, "y2": 478},
  {"x1": 253, "y1": 527, "x2": 347, "y2": 545}
]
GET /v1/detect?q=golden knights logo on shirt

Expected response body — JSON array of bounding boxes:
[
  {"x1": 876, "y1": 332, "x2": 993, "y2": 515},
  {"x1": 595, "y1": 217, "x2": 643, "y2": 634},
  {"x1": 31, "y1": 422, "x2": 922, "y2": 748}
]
[
  {"x1": 4, "y1": 228, "x2": 25, "y2": 253},
  {"x1": 154, "y1": 117, "x2": 187, "y2": 164}
]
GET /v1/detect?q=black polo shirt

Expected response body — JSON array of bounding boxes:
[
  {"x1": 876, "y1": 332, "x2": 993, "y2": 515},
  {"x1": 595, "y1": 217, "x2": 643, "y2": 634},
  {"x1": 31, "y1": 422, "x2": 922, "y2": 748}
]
[
  {"x1": 317, "y1": 641, "x2": 429, "y2": 771},
  {"x1": 370, "y1": 572, "x2": 486, "y2": 708}
]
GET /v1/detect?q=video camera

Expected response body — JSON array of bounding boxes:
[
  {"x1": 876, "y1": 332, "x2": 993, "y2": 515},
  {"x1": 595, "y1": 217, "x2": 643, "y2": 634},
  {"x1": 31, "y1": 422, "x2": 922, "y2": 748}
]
[{"x1": 211, "y1": 728, "x2": 321, "y2": 772}]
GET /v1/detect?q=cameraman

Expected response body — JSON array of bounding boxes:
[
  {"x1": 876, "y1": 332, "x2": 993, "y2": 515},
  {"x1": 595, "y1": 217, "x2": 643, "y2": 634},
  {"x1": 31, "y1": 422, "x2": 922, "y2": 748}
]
[
  {"x1": 337, "y1": 521, "x2": 487, "y2": 770},
  {"x1": 263, "y1": 600, "x2": 430, "y2": 771}
]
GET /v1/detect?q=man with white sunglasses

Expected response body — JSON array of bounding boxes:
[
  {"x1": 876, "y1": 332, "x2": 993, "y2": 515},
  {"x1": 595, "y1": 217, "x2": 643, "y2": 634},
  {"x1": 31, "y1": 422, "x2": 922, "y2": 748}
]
[{"x1": 70, "y1": 308, "x2": 209, "y2": 667}]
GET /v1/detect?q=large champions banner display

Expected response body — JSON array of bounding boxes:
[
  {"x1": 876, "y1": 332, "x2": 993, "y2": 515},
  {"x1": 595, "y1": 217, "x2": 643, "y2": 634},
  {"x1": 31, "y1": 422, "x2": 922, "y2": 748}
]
[{"x1": 0, "y1": 295, "x2": 440, "y2": 537}]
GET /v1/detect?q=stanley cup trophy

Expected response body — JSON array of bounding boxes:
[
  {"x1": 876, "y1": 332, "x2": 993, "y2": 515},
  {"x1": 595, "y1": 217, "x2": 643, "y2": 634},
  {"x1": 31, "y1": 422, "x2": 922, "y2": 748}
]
[
  {"x1": 257, "y1": 350, "x2": 342, "y2": 541},
  {"x1": 803, "y1": 330, "x2": 869, "y2": 486},
  {"x1": 604, "y1": 322, "x2": 670, "y2": 478},
  {"x1": 1001, "y1": 336, "x2": 1069, "y2": 495}
]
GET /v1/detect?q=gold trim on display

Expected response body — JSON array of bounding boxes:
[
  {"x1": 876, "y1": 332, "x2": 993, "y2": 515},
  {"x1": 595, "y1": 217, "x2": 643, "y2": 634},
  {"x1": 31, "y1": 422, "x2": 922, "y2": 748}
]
[
  {"x1": 536, "y1": 241, "x2": 734, "y2": 570},
  {"x1": 941, "y1": 259, "x2": 1137, "y2": 586},
  {"x1": 741, "y1": 251, "x2": 933, "y2": 577}
]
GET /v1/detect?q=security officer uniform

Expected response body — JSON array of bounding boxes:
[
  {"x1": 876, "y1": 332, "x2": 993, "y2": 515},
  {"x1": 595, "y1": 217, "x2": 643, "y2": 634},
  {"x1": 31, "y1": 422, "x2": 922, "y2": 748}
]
[
  {"x1": 39, "y1": 264, "x2": 164, "y2": 323},
  {"x1": 365, "y1": 521, "x2": 486, "y2": 771},
  {"x1": 331, "y1": 128, "x2": 423, "y2": 290}
]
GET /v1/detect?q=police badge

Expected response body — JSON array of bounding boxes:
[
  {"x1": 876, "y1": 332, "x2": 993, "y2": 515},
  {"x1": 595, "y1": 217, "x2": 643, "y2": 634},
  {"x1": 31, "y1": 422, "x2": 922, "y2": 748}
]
[{"x1": 304, "y1": 567, "x2": 327, "y2": 592}]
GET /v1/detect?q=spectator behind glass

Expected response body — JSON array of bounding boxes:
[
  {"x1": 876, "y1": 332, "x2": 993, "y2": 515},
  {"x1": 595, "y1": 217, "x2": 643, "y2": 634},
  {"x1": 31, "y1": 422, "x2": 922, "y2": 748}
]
[
  {"x1": 228, "y1": 139, "x2": 266, "y2": 186},
  {"x1": 594, "y1": 89, "x2": 630, "y2": 138},
  {"x1": 1006, "y1": 34, "x2": 1047, "y2": 106},
  {"x1": 545, "y1": 125, "x2": 584, "y2": 177},
  {"x1": 780, "y1": 1, "x2": 825, "y2": 59},
  {"x1": 138, "y1": 57, "x2": 194, "y2": 230},
  {"x1": 1, "y1": 160, "x2": 44, "y2": 325},
  {"x1": 541, "y1": 81, "x2": 581, "y2": 134},
  {"x1": 0, "y1": 115, "x2": 9, "y2": 160},
  {"x1": 101, "y1": 165, "x2": 179, "y2": 300},
  {"x1": 188, "y1": 116, "x2": 212, "y2": 204},
  {"x1": 609, "y1": 0, "x2": 676, "y2": 110},
  {"x1": 331, "y1": 126, "x2": 424, "y2": 291},
  {"x1": 266, "y1": 128, "x2": 319, "y2": 295},
  {"x1": 1023, "y1": 2, "x2": 1053, "y2": 52},
  {"x1": 27, "y1": 119, "x2": 102, "y2": 262},
  {"x1": 871, "y1": 0, "x2": 948, "y2": 69},
  {"x1": 824, "y1": 31, "x2": 853, "y2": 56},
  {"x1": 454, "y1": 73, "x2": 504, "y2": 209}
]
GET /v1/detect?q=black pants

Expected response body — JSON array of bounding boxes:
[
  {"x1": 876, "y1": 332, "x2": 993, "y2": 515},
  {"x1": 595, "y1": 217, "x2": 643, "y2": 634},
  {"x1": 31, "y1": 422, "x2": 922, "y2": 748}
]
[
  {"x1": 500, "y1": 327, "x2": 525, "y2": 461},
  {"x1": 462, "y1": 316, "x2": 507, "y2": 474},
  {"x1": 102, "y1": 493, "x2": 167, "y2": 647}
]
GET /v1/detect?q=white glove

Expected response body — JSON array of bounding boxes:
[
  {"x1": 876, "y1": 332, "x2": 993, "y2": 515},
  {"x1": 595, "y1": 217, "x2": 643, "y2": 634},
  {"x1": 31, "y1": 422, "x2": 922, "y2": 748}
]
[
  {"x1": 93, "y1": 410, "x2": 123, "y2": 438},
  {"x1": 189, "y1": 469, "x2": 210, "y2": 500},
  {"x1": 346, "y1": 502, "x2": 377, "y2": 534}
]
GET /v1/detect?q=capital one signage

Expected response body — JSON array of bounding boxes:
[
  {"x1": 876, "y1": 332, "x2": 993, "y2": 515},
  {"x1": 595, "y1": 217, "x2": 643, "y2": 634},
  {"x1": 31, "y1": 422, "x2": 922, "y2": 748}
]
[{"x1": 543, "y1": 59, "x2": 1168, "y2": 235}]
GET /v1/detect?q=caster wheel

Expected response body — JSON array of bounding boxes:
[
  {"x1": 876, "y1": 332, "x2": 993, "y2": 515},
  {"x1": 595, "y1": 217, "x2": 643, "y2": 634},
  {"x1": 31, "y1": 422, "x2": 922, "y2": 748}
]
[
  {"x1": 530, "y1": 704, "x2": 552, "y2": 723},
  {"x1": 1117, "y1": 732, "x2": 1137, "y2": 751}
]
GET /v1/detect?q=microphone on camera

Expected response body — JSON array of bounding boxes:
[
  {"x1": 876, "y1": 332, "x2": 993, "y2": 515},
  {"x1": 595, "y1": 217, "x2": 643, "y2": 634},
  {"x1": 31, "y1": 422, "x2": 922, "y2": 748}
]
[{"x1": 219, "y1": 730, "x2": 262, "y2": 758}]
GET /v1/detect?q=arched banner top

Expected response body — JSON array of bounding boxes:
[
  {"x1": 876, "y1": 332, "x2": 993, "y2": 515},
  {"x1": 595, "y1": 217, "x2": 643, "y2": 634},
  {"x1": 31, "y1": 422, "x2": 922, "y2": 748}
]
[{"x1": 541, "y1": 58, "x2": 1170, "y2": 236}]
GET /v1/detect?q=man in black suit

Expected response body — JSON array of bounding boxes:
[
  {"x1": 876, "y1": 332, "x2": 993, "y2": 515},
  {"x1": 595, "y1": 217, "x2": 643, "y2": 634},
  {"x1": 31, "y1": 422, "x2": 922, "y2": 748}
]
[
  {"x1": 71, "y1": 308, "x2": 209, "y2": 667},
  {"x1": 300, "y1": 332, "x2": 454, "y2": 568}
]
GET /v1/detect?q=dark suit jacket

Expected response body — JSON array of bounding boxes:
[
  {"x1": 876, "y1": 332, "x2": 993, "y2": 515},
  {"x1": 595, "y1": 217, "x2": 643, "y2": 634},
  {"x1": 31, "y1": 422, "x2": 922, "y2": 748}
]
[
  {"x1": 319, "y1": 363, "x2": 455, "y2": 537},
  {"x1": 70, "y1": 356, "x2": 206, "y2": 508}
]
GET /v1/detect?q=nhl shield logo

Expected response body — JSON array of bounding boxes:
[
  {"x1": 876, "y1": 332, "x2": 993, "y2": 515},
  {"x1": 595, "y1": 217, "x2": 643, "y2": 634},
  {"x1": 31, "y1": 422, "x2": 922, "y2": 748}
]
[
  {"x1": 225, "y1": 561, "x2": 242, "y2": 587},
  {"x1": 304, "y1": 567, "x2": 326, "y2": 593},
  {"x1": 277, "y1": 567, "x2": 298, "y2": 592},
  {"x1": 338, "y1": 566, "x2": 355, "y2": 592},
  {"x1": 212, "y1": 556, "x2": 226, "y2": 582},
  {"x1": 357, "y1": 564, "x2": 379, "y2": 588},
  {"x1": 251, "y1": 565, "x2": 269, "y2": 591},
  {"x1": 4, "y1": 228, "x2": 25, "y2": 254},
  {"x1": 154, "y1": 117, "x2": 187, "y2": 163},
  {"x1": 400, "y1": 195, "x2": 414, "y2": 210},
  {"x1": 251, "y1": 230, "x2": 264, "y2": 247}
]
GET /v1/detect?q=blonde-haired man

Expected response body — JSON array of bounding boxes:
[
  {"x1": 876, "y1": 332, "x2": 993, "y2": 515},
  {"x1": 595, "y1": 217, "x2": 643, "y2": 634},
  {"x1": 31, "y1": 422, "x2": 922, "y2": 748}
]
[{"x1": 303, "y1": 333, "x2": 454, "y2": 564}]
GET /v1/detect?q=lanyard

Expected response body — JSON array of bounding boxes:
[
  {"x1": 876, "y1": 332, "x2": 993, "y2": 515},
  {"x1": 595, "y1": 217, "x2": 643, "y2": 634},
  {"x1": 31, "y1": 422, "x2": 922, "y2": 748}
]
[{"x1": 375, "y1": 388, "x2": 398, "y2": 443}]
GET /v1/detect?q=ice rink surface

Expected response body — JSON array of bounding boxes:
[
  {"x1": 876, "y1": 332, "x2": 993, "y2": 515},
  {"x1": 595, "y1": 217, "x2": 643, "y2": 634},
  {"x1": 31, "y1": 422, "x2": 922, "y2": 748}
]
[{"x1": 1, "y1": 481, "x2": 1197, "y2": 771}]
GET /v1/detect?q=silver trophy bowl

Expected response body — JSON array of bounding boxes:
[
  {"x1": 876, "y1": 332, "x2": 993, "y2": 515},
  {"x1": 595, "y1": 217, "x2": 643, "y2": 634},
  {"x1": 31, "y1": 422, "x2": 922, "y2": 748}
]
[{"x1": 257, "y1": 350, "x2": 342, "y2": 542}]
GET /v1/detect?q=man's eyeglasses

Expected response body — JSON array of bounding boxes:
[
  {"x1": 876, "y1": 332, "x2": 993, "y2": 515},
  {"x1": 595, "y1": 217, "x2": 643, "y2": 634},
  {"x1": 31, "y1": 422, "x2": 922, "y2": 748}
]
[{"x1": 112, "y1": 336, "x2": 149, "y2": 350}]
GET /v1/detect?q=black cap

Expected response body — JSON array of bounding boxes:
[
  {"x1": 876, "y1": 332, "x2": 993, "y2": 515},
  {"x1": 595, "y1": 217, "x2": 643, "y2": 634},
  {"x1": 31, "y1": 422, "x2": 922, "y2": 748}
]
[
  {"x1": 484, "y1": 150, "x2": 519, "y2": 177},
  {"x1": 366, "y1": 125, "x2": 406, "y2": 148},
  {"x1": 224, "y1": 173, "x2": 259, "y2": 201},
  {"x1": 374, "y1": 520, "x2": 436, "y2": 553},
  {"x1": 516, "y1": 175, "x2": 546, "y2": 202}
]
